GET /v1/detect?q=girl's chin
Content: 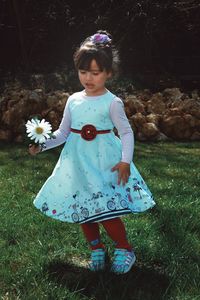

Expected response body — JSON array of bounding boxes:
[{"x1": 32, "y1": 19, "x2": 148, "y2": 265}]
[
  {"x1": 85, "y1": 84, "x2": 95, "y2": 89},
  {"x1": 84, "y1": 87, "x2": 106, "y2": 96},
  {"x1": 85, "y1": 87, "x2": 96, "y2": 93}
]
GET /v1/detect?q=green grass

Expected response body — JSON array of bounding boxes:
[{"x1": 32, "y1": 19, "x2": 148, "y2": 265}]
[{"x1": 0, "y1": 141, "x2": 200, "y2": 300}]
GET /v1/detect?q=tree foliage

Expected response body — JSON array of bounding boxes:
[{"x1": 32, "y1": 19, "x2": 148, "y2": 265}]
[{"x1": 0, "y1": 0, "x2": 200, "y2": 80}]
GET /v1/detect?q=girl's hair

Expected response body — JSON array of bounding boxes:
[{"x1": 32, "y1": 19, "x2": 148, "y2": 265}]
[{"x1": 73, "y1": 30, "x2": 119, "y2": 74}]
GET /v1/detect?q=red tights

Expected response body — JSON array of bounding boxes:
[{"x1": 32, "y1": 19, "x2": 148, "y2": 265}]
[{"x1": 81, "y1": 218, "x2": 132, "y2": 251}]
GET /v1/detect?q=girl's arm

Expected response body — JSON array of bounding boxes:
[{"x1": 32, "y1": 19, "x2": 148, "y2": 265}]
[
  {"x1": 109, "y1": 97, "x2": 134, "y2": 185},
  {"x1": 109, "y1": 97, "x2": 134, "y2": 163},
  {"x1": 41, "y1": 102, "x2": 71, "y2": 152},
  {"x1": 29, "y1": 99, "x2": 71, "y2": 155}
]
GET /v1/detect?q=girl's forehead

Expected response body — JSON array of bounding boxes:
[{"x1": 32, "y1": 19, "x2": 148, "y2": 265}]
[
  {"x1": 89, "y1": 59, "x2": 100, "y2": 69},
  {"x1": 80, "y1": 59, "x2": 103, "y2": 71}
]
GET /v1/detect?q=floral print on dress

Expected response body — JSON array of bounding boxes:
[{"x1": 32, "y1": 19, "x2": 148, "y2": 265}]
[{"x1": 33, "y1": 91, "x2": 155, "y2": 223}]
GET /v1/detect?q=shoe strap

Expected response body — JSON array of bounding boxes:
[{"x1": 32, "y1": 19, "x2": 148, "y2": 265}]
[
  {"x1": 91, "y1": 249, "x2": 105, "y2": 260},
  {"x1": 114, "y1": 249, "x2": 134, "y2": 263}
]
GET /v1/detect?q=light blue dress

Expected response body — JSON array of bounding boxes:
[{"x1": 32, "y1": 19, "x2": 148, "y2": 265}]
[{"x1": 33, "y1": 91, "x2": 155, "y2": 223}]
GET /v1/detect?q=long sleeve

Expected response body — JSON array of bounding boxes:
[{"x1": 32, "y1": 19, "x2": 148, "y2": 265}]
[
  {"x1": 41, "y1": 100, "x2": 71, "y2": 151},
  {"x1": 109, "y1": 97, "x2": 134, "y2": 163}
]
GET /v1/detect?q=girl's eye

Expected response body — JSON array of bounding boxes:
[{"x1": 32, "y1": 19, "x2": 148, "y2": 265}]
[
  {"x1": 79, "y1": 70, "x2": 86, "y2": 74},
  {"x1": 92, "y1": 72, "x2": 100, "y2": 76}
]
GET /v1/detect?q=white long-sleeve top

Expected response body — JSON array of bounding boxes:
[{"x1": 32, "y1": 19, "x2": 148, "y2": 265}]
[{"x1": 42, "y1": 92, "x2": 134, "y2": 163}]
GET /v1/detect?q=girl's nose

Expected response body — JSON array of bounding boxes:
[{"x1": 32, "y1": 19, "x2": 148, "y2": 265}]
[{"x1": 85, "y1": 72, "x2": 92, "y2": 80}]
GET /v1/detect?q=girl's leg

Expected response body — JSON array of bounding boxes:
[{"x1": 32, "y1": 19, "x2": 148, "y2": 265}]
[
  {"x1": 81, "y1": 222, "x2": 105, "y2": 271},
  {"x1": 80, "y1": 222, "x2": 104, "y2": 250},
  {"x1": 101, "y1": 218, "x2": 132, "y2": 251},
  {"x1": 101, "y1": 218, "x2": 135, "y2": 274}
]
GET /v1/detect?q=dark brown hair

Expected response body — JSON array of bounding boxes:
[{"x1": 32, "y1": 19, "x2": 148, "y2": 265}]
[{"x1": 73, "y1": 30, "x2": 119, "y2": 73}]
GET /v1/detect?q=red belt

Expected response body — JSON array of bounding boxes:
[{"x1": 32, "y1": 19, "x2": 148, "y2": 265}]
[{"x1": 70, "y1": 124, "x2": 111, "y2": 141}]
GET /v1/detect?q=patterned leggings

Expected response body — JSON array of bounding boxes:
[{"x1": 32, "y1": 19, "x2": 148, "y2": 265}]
[{"x1": 80, "y1": 217, "x2": 132, "y2": 251}]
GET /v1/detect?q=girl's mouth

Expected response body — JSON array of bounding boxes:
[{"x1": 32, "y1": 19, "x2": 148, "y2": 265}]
[{"x1": 86, "y1": 83, "x2": 94, "y2": 88}]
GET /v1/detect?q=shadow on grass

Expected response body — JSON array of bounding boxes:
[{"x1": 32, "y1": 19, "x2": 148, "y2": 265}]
[{"x1": 45, "y1": 259, "x2": 170, "y2": 300}]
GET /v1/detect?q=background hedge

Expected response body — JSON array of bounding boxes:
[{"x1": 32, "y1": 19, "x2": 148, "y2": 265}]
[{"x1": 0, "y1": 0, "x2": 200, "y2": 89}]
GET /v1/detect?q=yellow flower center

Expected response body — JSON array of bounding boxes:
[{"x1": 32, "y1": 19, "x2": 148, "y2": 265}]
[{"x1": 35, "y1": 127, "x2": 44, "y2": 134}]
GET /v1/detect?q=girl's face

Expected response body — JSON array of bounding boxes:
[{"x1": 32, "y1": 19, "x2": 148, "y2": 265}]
[{"x1": 78, "y1": 59, "x2": 111, "y2": 96}]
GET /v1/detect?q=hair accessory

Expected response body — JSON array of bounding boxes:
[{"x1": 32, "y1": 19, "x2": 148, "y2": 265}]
[{"x1": 90, "y1": 33, "x2": 111, "y2": 46}]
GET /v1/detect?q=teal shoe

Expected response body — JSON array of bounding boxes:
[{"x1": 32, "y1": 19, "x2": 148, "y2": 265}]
[
  {"x1": 89, "y1": 248, "x2": 106, "y2": 271},
  {"x1": 111, "y1": 249, "x2": 136, "y2": 274}
]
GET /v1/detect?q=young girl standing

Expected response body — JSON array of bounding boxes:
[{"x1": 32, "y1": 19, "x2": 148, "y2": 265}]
[{"x1": 29, "y1": 30, "x2": 155, "y2": 274}]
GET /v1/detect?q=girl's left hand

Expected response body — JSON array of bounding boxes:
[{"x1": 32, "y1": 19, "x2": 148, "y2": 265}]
[{"x1": 111, "y1": 162, "x2": 130, "y2": 186}]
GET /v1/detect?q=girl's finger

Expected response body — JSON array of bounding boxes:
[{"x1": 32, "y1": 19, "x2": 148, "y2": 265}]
[
  {"x1": 122, "y1": 176, "x2": 127, "y2": 186},
  {"x1": 122, "y1": 173, "x2": 129, "y2": 185},
  {"x1": 118, "y1": 173, "x2": 122, "y2": 185},
  {"x1": 111, "y1": 164, "x2": 119, "y2": 172}
]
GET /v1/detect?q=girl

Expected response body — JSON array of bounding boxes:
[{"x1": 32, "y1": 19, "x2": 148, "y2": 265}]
[{"x1": 29, "y1": 30, "x2": 155, "y2": 274}]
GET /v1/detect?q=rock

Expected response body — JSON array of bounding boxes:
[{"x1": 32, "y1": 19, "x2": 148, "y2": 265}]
[
  {"x1": 41, "y1": 108, "x2": 52, "y2": 118},
  {"x1": 190, "y1": 109, "x2": 200, "y2": 119},
  {"x1": 30, "y1": 74, "x2": 45, "y2": 89},
  {"x1": 190, "y1": 131, "x2": 200, "y2": 141},
  {"x1": 124, "y1": 106, "x2": 132, "y2": 118},
  {"x1": 0, "y1": 84, "x2": 200, "y2": 143},
  {"x1": 167, "y1": 107, "x2": 183, "y2": 116},
  {"x1": 161, "y1": 115, "x2": 184, "y2": 128},
  {"x1": 146, "y1": 113, "x2": 161, "y2": 126},
  {"x1": 146, "y1": 93, "x2": 166, "y2": 114},
  {"x1": 7, "y1": 99, "x2": 19, "y2": 109},
  {"x1": 163, "y1": 88, "x2": 183, "y2": 101},
  {"x1": 141, "y1": 122, "x2": 160, "y2": 139},
  {"x1": 46, "y1": 91, "x2": 69, "y2": 111},
  {"x1": 27, "y1": 89, "x2": 45, "y2": 108},
  {"x1": 2, "y1": 108, "x2": 16, "y2": 126},
  {"x1": 129, "y1": 120, "x2": 138, "y2": 134},
  {"x1": 0, "y1": 129, "x2": 12, "y2": 141},
  {"x1": 170, "y1": 99, "x2": 184, "y2": 109},
  {"x1": 183, "y1": 114, "x2": 198, "y2": 128},
  {"x1": 14, "y1": 134, "x2": 24, "y2": 143},
  {"x1": 130, "y1": 113, "x2": 146, "y2": 129},
  {"x1": 46, "y1": 95, "x2": 58, "y2": 109},
  {"x1": 29, "y1": 90, "x2": 43, "y2": 102},
  {"x1": 136, "y1": 131, "x2": 147, "y2": 142},
  {"x1": 191, "y1": 89, "x2": 200, "y2": 100},
  {"x1": 137, "y1": 89, "x2": 152, "y2": 102},
  {"x1": 177, "y1": 99, "x2": 200, "y2": 118},
  {"x1": 154, "y1": 132, "x2": 169, "y2": 142},
  {"x1": 46, "y1": 110, "x2": 60, "y2": 129},
  {"x1": 0, "y1": 97, "x2": 8, "y2": 112},
  {"x1": 160, "y1": 115, "x2": 191, "y2": 140},
  {"x1": 45, "y1": 73, "x2": 67, "y2": 92},
  {"x1": 183, "y1": 129, "x2": 193, "y2": 139},
  {"x1": 57, "y1": 92, "x2": 69, "y2": 112},
  {"x1": 124, "y1": 95, "x2": 145, "y2": 116},
  {"x1": 133, "y1": 99, "x2": 145, "y2": 114}
]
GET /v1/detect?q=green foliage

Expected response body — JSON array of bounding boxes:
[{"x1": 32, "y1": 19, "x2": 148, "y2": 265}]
[
  {"x1": 0, "y1": 142, "x2": 200, "y2": 299},
  {"x1": 1, "y1": 0, "x2": 200, "y2": 86}
]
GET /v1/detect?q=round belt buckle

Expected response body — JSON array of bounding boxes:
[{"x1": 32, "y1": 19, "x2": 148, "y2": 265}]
[{"x1": 81, "y1": 124, "x2": 97, "y2": 141}]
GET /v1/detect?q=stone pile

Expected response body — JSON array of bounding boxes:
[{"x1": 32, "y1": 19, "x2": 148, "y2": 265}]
[
  {"x1": 0, "y1": 88, "x2": 69, "y2": 143},
  {"x1": 0, "y1": 87, "x2": 200, "y2": 142},
  {"x1": 124, "y1": 88, "x2": 200, "y2": 141}
]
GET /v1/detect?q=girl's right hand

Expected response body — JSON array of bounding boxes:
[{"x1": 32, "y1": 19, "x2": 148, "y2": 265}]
[{"x1": 28, "y1": 144, "x2": 41, "y2": 156}]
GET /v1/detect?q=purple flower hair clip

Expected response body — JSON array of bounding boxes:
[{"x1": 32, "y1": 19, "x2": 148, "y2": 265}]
[{"x1": 90, "y1": 33, "x2": 111, "y2": 46}]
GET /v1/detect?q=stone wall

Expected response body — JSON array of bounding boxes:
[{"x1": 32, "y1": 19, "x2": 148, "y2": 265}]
[{"x1": 0, "y1": 87, "x2": 200, "y2": 143}]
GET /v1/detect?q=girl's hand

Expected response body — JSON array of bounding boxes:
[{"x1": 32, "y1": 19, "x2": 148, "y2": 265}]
[
  {"x1": 28, "y1": 144, "x2": 41, "y2": 156},
  {"x1": 111, "y1": 162, "x2": 130, "y2": 186}
]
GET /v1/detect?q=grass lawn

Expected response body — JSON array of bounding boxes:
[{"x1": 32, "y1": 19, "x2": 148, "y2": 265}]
[{"x1": 0, "y1": 141, "x2": 199, "y2": 300}]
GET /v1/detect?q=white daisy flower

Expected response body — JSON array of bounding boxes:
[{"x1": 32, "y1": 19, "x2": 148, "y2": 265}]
[{"x1": 25, "y1": 118, "x2": 52, "y2": 144}]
